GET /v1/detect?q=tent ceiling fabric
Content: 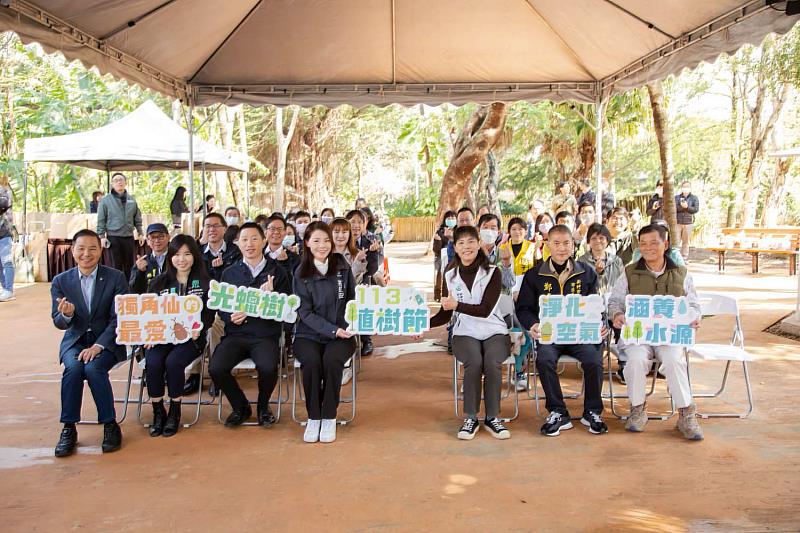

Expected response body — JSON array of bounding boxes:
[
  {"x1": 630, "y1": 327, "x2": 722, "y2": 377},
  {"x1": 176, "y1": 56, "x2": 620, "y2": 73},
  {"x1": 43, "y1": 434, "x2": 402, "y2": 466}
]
[
  {"x1": 0, "y1": 0, "x2": 798, "y2": 107},
  {"x1": 23, "y1": 100, "x2": 248, "y2": 172}
]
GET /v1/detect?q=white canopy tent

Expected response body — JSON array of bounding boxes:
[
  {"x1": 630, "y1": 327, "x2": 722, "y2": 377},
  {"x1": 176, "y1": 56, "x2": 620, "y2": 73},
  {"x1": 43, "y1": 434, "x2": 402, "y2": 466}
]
[
  {"x1": 1, "y1": 1, "x2": 798, "y2": 230},
  {"x1": 22, "y1": 100, "x2": 248, "y2": 236}
]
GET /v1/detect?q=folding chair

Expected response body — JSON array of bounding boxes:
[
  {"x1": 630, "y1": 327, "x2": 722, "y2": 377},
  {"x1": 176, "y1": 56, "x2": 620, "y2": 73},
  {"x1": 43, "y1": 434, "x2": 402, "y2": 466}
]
[
  {"x1": 135, "y1": 345, "x2": 208, "y2": 429},
  {"x1": 526, "y1": 346, "x2": 584, "y2": 417},
  {"x1": 603, "y1": 338, "x2": 666, "y2": 420},
  {"x1": 74, "y1": 347, "x2": 137, "y2": 425},
  {"x1": 686, "y1": 292, "x2": 755, "y2": 418},
  {"x1": 453, "y1": 355, "x2": 519, "y2": 422},
  {"x1": 217, "y1": 337, "x2": 289, "y2": 425},
  {"x1": 291, "y1": 346, "x2": 357, "y2": 426}
]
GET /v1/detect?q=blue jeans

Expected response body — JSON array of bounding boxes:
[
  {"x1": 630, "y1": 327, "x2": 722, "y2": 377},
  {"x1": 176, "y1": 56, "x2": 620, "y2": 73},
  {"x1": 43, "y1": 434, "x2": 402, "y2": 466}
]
[
  {"x1": 0, "y1": 236, "x2": 13, "y2": 291},
  {"x1": 60, "y1": 346, "x2": 118, "y2": 424}
]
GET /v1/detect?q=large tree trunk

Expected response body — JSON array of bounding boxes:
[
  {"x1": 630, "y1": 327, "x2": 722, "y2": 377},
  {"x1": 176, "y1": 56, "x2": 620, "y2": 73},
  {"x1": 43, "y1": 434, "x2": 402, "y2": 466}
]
[
  {"x1": 436, "y1": 102, "x2": 507, "y2": 221},
  {"x1": 740, "y1": 82, "x2": 789, "y2": 226},
  {"x1": 647, "y1": 80, "x2": 678, "y2": 241},
  {"x1": 274, "y1": 106, "x2": 299, "y2": 213},
  {"x1": 485, "y1": 150, "x2": 501, "y2": 216},
  {"x1": 760, "y1": 158, "x2": 791, "y2": 226}
]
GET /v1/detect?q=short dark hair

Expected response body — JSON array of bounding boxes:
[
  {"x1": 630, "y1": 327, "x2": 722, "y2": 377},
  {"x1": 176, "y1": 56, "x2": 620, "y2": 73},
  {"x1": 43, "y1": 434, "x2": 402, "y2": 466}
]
[
  {"x1": 295, "y1": 210, "x2": 311, "y2": 220},
  {"x1": 477, "y1": 213, "x2": 500, "y2": 228},
  {"x1": 224, "y1": 206, "x2": 240, "y2": 216},
  {"x1": 681, "y1": 180, "x2": 690, "y2": 187},
  {"x1": 345, "y1": 209, "x2": 366, "y2": 222},
  {"x1": 204, "y1": 212, "x2": 226, "y2": 227},
  {"x1": 111, "y1": 172, "x2": 126, "y2": 181},
  {"x1": 586, "y1": 223, "x2": 612, "y2": 243},
  {"x1": 266, "y1": 214, "x2": 287, "y2": 228},
  {"x1": 456, "y1": 206, "x2": 474, "y2": 216},
  {"x1": 73, "y1": 229, "x2": 102, "y2": 246},
  {"x1": 320, "y1": 207, "x2": 335, "y2": 218},
  {"x1": 507, "y1": 216, "x2": 526, "y2": 233},
  {"x1": 557, "y1": 180, "x2": 569, "y2": 189},
  {"x1": 548, "y1": 224, "x2": 573, "y2": 239},
  {"x1": 639, "y1": 222, "x2": 669, "y2": 242},
  {"x1": 578, "y1": 201, "x2": 594, "y2": 213},
  {"x1": 238, "y1": 221, "x2": 265, "y2": 239},
  {"x1": 609, "y1": 206, "x2": 629, "y2": 219},
  {"x1": 254, "y1": 214, "x2": 269, "y2": 226},
  {"x1": 440, "y1": 210, "x2": 457, "y2": 227},
  {"x1": 580, "y1": 179, "x2": 591, "y2": 188},
  {"x1": 446, "y1": 225, "x2": 489, "y2": 273},
  {"x1": 656, "y1": 180, "x2": 663, "y2": 187}
]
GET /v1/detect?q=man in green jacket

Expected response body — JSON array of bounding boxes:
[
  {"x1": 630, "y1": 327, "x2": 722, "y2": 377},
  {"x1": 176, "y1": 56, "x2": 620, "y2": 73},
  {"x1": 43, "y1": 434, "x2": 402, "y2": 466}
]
[{"x1": 96, "y1": 173, "x2": 143, "y2": 278}]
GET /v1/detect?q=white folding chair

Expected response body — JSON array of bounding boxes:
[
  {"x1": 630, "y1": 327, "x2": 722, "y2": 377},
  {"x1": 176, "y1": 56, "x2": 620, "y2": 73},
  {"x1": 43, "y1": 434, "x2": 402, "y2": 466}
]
[
  {"x1": 291, "y1": 347, "x2": 357, "y2": 426},
  {"x1": 135, "y1": 345, "x2": 208, "y2": 429},
  {"x1": 453, "y1": 355, "x2": 519, "y2": 422},
  {"x1": 603, "y1": 339, "x2": 666, "y2": 420},
  {"x1": 687, "y1": 292, "x2": 755, "y2": 418},
  {"x1": 216, "y1": 337, "x2": 289, "y2": 425},
  {"x1": 527, "y1": 347, "x2": 584, "y2": 417}
]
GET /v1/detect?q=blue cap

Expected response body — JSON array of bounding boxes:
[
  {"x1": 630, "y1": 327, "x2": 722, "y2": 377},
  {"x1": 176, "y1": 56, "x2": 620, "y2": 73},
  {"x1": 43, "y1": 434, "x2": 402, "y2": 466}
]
[{"x1": 146, "y1": 223, "x2": 169, "y2": 235}]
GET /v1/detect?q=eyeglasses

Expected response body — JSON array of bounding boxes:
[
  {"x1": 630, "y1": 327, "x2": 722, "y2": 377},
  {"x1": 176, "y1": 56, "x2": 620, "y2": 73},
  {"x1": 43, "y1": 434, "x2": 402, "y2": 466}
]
[
  {"x1": 148, "y1": 233, "x2": 167, "y2": 240},
  {"x1": 266, "y1": 226, "x2": 285, "y2": 232},
  {"x1": 204, "y1": 224, "x2": 224, "y2": 229}
]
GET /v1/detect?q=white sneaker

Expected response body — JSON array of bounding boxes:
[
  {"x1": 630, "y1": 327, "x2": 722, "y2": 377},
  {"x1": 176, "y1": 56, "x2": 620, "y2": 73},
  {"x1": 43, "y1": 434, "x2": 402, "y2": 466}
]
[
  {"x1": 514, "y1": 373, "x2": 528, "y2": 392},
  {"x1": 341, "y1": 367, "x2": 353, "y2": 386},
  {"x1": 303, "y1": 419, "x2": 321, "y2": 443},
  {"x1": 0, "y1": 290, "x2": 15, "y2": 302},
  {"x1": 319, "y1": 419, "x2": 337, "y2": 443}
]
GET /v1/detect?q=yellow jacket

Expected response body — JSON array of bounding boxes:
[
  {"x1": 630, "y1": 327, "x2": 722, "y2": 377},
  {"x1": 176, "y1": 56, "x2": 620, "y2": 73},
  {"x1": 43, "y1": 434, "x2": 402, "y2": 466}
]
[{"x1": 499, "y1": 239, "x2": 542, "y2": 276}]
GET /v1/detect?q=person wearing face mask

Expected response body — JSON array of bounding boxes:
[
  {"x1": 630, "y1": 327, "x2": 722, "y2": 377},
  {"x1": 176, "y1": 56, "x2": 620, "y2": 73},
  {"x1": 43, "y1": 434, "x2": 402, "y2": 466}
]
[
  {"x1": 428, "y1": 225, "x2": 512, "y2": 441},
  {"x1": 345, "y1": 209, "x2": 382, "y2": 357},
  {"x1": 224, "y1": 206, "x2": 241, "y2": 228},
  {"x1": 675, "y1": 181, "x2": 699, "y2": 260},
  {"x1": 320, "y1": 208, "x2": 336, "y2": 226},
  {"x1": 262, "y1": 214, "x2": 300, "y2": 359},
  {"x1": 283, "y1": 224, "x2": 299, "y2": 255},
  {"x1": 433, "y1": 210, "x2": 457, "y2": 302},
  {"x1": 646, "y1": 180, "x2": 665, "y2": 223},
  {"x1": 209, "y1": 223, "x2": 291, "y2": 428},
  {"x1": 144, "y1": 235, "x2": 215, "y2": 437},
  {"x1": 606, "y1": 207, "x2": 639, "y2": 265},
  {"x1": 477, "y1": 213, "x2": 515, "y2": 292},
  {"x1": 293, "y1": 210, "x2": 313, "y2": 253},
  {"x1": 516, "y1": 225, "x2": 608, "y2": 437},
  {"x1": 445, "y1": 207, "x2": 475, "y2": 265},
  {"x1": 293, "y1": 222, "x2": 358, "y2": 443},
  {"x1": 575, "y1": 202, "x2": 596, "y2": 246},
  {"x1": 528, "y1": 213, "x2": 552, "y2": 270}
]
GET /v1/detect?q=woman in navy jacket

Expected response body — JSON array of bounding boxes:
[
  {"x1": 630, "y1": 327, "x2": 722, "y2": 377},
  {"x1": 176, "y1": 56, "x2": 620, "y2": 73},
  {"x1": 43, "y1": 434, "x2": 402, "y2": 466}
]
[
  {"x1": 144, "y1": 234, "x2": 215, "y2": 437},
  {"x1": 293, "y1": 221, "x2": 357, "y2": 444}
]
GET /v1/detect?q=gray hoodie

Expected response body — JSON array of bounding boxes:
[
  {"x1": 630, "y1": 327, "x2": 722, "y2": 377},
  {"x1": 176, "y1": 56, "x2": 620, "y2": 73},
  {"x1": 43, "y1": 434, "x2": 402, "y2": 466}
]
[{"x1": 96, "y1": 190, "x2": 143, "y2": 238}]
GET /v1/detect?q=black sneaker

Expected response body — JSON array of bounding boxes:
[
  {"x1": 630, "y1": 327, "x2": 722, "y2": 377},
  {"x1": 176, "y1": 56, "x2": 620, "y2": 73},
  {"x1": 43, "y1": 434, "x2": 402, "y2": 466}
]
[
  {"x1": 580, "y1": 410, "x2": 609, "y2": 435},
  {"x1": 540, "y1": 411, "x2": 573, "y2": 437},
  {"x1": 457, "y1": 418, "x2": 480, "y2": 440},
  {"x1": 484, "y1": 417, "x2": 510, "y2": 440},
  {"x1": 616, "y1": 368, "x2": 626, "y2": 384}
]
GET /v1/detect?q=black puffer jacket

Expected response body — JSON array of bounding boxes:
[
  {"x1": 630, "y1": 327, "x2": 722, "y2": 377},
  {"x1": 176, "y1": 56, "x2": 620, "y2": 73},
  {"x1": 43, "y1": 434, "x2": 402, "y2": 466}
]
[{"x1": 292, "y1": 254, "x2": 356, "y2": 342}]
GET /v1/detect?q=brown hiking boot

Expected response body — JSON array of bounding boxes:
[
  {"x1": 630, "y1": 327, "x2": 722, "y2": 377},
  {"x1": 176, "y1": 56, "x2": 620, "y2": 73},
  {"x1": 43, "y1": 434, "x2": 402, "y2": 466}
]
[
  {"x1": 625, "y1": 403, "x2": 648, "y2": 432},
  {"x1": 676, "y1": 404, "x2": 704, "y2": 441}
]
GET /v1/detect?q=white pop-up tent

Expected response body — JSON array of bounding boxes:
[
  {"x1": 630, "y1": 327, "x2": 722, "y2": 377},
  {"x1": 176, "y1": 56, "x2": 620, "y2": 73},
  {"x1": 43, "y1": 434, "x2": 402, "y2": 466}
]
[
  {"x1": 23, "y1": 100, "x2": 248, "y2": 172},
  {"x1": 22, "y1": 100, "x2": 248, "y2": 236},
  {"x1": 2, "y1": 1, "x2": 798, "y2": 228}
]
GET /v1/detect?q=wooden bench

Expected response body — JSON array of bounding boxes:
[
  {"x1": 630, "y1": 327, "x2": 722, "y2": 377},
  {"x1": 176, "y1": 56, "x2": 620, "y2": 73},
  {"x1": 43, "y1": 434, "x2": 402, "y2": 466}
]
[{"x1": 706, "y1": 227, "x2": 800, "y2": 276}]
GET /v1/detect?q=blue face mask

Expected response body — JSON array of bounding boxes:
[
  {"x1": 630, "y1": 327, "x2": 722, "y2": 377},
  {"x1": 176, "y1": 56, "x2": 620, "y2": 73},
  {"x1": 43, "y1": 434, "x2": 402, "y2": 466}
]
[
  {"x1": 282, "y1": 236, "x2": 295, "y2": 248},
  {"x1": 445, "y1": 218, "x2": 456, "y2": 228}
]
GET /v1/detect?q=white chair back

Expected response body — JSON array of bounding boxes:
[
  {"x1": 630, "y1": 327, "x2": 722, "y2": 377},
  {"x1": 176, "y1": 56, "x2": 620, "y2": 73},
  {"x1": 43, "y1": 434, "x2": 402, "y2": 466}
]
[{"x1": 697, "y1": 292, "x2": 739, "y2": 317}]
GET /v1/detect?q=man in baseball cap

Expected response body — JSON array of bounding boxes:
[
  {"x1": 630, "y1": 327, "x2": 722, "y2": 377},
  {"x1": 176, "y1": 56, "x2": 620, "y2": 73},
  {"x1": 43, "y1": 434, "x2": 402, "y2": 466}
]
[{"x1": 129, "y1": 223, "x2": 170, "y2": 294}]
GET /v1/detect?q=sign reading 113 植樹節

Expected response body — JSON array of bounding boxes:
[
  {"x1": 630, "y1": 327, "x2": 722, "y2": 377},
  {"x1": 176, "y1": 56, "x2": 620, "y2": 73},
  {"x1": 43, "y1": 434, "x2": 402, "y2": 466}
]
[{"x1": 346, "y1": 286, "x2": 429, "y2": 335}]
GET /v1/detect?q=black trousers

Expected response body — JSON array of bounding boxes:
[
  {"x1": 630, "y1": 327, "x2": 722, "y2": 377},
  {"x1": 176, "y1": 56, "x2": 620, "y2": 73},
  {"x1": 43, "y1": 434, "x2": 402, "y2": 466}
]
[
  {"x1": 535, "y1": 343, "x2": 604, "y2": 415},
  {"x1": 108, "y1": 235, "x2": 136, "y2": 277},
  {"x1": 294, "y1": 337, "x2": 356, "y2": 420},
  {"x1": 145, "y1": 342, "x2": 202, "y2": 399},
  {"x1": 209, "y1": 335, "x2": 281, "y2": 413}
]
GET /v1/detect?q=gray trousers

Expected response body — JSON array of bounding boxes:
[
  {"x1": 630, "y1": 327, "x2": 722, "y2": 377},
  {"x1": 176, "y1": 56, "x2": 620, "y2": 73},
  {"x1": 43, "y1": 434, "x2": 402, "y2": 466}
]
[
  {"x1": 677, "y1": 224, "x2": 693, "y2": 259},
  {"x1": 453, "y1": 334, "x2": 510, "y2": 419}
]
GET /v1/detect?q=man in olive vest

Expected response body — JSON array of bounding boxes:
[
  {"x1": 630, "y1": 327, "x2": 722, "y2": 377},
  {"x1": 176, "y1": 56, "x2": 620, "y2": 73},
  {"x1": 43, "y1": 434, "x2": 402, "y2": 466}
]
[{"x1": 608, "y1": 223, "x2": 704, "y2": 440}]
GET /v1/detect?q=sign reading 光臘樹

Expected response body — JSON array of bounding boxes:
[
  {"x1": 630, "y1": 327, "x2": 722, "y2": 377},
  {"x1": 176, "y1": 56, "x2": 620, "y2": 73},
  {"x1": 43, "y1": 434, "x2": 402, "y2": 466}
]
[
  {"x1": 115, "y1": 293, "x2": 204, "y2": 345},
  {"x1": 205, "y1": 280, "x2": 300, "y2": 323},
  {"x1": 345, "y1": 286, "x2": 429, "y2": 335},
  {"x1": 621, "y1": 295, "x2": 697, "y2": 346},
  {"x1": 538, "y1": 294, "x2": 605, "y2": 344}
]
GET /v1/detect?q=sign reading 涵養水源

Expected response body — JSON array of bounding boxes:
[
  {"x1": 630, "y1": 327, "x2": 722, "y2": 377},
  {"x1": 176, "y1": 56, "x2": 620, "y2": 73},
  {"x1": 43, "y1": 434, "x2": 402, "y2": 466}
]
[{"x1": 621, "y1": 295, "x2": 697, "y2": 346}]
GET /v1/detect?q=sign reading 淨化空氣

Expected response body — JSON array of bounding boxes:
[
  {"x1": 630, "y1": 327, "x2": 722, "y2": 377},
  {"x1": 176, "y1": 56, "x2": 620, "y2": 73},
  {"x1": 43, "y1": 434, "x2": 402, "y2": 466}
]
[
  {"x1": 115, "y1": 293, "x2": 204, "y2": 345},
  {"x1": 205, "y1": 280, "x2": 300, "y2": 323},
  {"x1": 621, "y1": 295, "x2": 697, "y2": 346},
  {"x1": 345, "y1": 286, "x2": 429, "y2": 335},
  {"x1": 538, "y1": 294, "x2": 605, "y2": 344}
]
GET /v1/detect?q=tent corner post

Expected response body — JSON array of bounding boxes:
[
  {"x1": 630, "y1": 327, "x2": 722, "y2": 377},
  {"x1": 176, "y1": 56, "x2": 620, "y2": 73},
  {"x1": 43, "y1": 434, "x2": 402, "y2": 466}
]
[
  {"x1": 595, "y1": 84, "x2": 604, "y2": 220},
  {"x1": 22, "y1": 161, "x2": 28, "y2": 247},
  {"x1": 187, "y1": 101, "x2": 195, "y2": 238}
]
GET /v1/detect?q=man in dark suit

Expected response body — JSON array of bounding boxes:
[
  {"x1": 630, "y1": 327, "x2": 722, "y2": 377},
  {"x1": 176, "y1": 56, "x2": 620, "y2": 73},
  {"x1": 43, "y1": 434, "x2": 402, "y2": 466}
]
[
  {"x1": 50, "y1": 229, "x2": 129, "y2": 457},
  {"x1": 129, "y1": 223, "x2": 170, "y2": 294}
]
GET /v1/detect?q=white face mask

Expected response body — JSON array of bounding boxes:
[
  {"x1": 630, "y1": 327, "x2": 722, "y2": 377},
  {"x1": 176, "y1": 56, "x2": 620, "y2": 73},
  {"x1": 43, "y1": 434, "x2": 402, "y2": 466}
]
[
  {"x1": 579, "y1": 214, "x2": 593, "y2": 225},
  {"x1": 225, "y1": 216, "x2": 239, "y2": 226},
  {"x1": 479, "y1": 229, "x2": 498, "y2": 245},
  {"x1": 321, "y1": 216, "x2": 333, "y2": 225},
  {"x1": 539, "y1": 223, "x2": 553, "y2": 235},
  {"x1": 295, "y1": 222, "x2": 309, "y2": 239},
  {"x1": 282, "y1": 236, "x2": 295, "y2": 249}
]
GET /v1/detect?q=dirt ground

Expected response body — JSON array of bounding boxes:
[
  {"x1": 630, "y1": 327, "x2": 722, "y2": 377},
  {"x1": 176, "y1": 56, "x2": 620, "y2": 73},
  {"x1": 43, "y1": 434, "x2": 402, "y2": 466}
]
[{"x1": 0, "y1": 243, "x2": 798, "y2": 532}]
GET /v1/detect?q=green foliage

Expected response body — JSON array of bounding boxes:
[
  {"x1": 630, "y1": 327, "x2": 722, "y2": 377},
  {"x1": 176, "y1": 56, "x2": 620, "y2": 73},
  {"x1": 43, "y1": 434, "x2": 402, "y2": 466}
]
[{"x1": 385, "y1": 186, "x2": 439, "y2": 217}]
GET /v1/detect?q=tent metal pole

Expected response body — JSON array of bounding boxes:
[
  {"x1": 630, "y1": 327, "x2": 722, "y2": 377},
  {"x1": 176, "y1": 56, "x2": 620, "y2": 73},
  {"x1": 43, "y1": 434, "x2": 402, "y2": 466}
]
[
  {"x1": 244, "y1": 172, "x2": 250, "y2": 219},
  {"x1": 201, "y1": 161, "x2": 207, "y2": 220},
  {"x1": 187, "y1": 102, "x2": 195, "y2": 237},
  {"x1": 595, "y1": 85, "x2": 604, "y2": 221},
  {"x1": 106, "y1": 164, "x2": 111, "y2": 192},
  {"x1": 22, "y1": 161, "x2": 28, "y2": 246}
]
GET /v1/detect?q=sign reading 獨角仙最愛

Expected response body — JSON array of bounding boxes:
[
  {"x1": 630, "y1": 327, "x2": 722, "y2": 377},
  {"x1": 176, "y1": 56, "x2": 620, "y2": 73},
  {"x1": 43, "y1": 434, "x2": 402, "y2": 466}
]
[
  {"x1": 115, "y1": 293, "x2": 204, "y2": 345},
  {"x1": 345, "y1": 286, "x2": 430, "y2": 335},
  {"x1": 205, "y1": 280, "x2": 300, "y2": 323},
  {"x1": 538, "y1": 294, "x2": 605, "y2": 344},
  {"x1": 621, "y1": 295, "x2": 697, "y2": 346}
]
